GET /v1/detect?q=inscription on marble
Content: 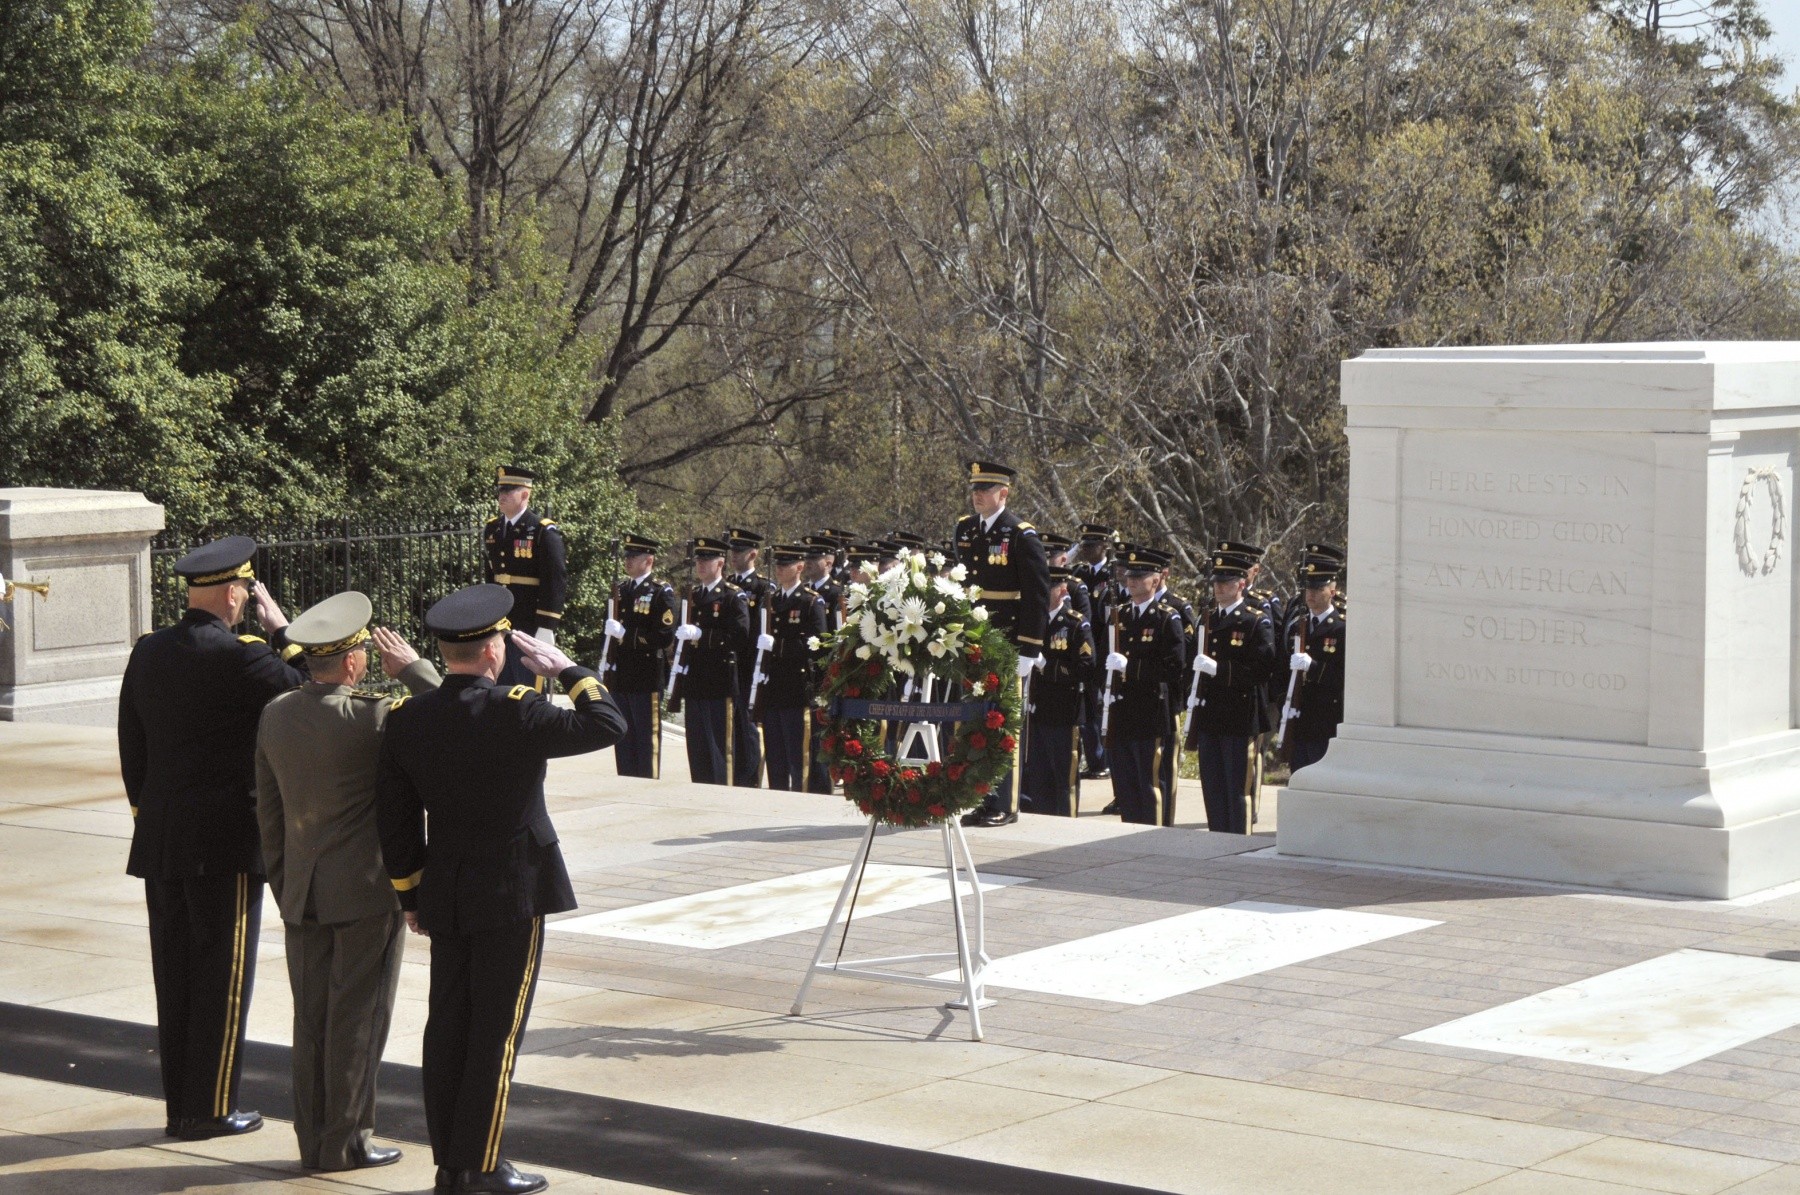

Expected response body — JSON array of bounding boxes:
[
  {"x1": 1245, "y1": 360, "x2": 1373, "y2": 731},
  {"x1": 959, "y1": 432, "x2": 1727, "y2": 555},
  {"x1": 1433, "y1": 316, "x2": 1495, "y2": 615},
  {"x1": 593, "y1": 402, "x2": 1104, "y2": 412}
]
[{"x1": 1398, "y1": 432, "x2": 1654, "y2": 743}]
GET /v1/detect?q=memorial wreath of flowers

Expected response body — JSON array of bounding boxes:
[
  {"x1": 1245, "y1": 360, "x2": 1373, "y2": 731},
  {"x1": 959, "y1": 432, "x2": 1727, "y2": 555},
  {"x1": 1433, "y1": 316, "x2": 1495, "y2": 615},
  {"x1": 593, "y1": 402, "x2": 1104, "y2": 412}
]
[{"x1": 812, "y1": 549, "x2": 1022, "y2": 827}]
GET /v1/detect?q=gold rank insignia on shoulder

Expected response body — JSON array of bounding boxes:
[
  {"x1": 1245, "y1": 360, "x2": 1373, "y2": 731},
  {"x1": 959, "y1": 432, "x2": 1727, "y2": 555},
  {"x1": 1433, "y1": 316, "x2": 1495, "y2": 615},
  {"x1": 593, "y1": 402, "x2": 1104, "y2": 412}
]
[
  {"x1": 507, "y1": 685, "x2": 533, "y2": 700},
  {"x1": 238, "y1": 634, "x2": 266, "y2": 645},
  {"x1": 388, "y1": 696, "x2": 410, "y2": 711}
]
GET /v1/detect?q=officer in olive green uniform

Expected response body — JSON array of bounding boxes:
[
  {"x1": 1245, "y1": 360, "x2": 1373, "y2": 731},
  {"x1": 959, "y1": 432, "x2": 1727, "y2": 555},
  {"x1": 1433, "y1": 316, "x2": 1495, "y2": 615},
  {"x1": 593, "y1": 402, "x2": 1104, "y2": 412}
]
[
  {"x1": 256, "y1": 593, "x2": 440, "y2": 1173},
  {"x1": 378, "y1": 585, "x2": 626, "y2": 1195}
]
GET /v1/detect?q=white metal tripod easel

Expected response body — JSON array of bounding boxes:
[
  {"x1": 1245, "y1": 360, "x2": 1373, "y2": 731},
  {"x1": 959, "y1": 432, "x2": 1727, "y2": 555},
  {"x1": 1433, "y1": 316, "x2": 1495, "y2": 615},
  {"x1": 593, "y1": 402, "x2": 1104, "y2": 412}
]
[{"x1": 788, "y1": 813, "x2": 994, "y2": 1040}]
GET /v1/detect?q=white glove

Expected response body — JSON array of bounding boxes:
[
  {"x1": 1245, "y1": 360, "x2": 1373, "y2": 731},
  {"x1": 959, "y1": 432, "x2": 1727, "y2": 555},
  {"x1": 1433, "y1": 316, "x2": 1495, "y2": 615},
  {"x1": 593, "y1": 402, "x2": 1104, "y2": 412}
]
[
  {"x1": 1016, "y1": 655, "x2": 1041, "y2": 679},
  {"x1": 756, "y1": 633, "x2": 775, "y2": 652},
  {"x1": 1187, "y1": 693, "x2": 1200, "y2": 713},
  {"x1": 1281, "y1": 703, "x2": 1295, "y2": 723},
  {"x1": 675, "y1": 623, "x2": 702, "y2": 642},
  {"x1": 534, "y1": 627, "x2": 556, "y2": 646},
  {"x1": 1196, "y1": 654, "x2": 1218, "y2": 677},
  {"x1": 1290, "y1": 651, "x2": 1313, "y2": 672},
  {"x1": 604, "y1": 618, "x2": 626, "y2": 640},
  {"x1": 1105, "y1": 652, "x2": 1128, "y2": 674},
  {"x1": 753, "y1": 671, "x2": 768, "y2": 687}
]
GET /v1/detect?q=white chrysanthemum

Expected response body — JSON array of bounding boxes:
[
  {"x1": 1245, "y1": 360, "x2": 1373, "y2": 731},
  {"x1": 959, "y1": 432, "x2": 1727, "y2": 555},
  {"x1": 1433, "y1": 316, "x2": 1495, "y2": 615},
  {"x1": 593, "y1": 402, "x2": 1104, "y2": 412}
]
[
  {"x1": 949, "y1": 563, "x2": 968, "y2": 581},
  {"x1": 929, "y1": 551, "x2": 946, "y2": 568},
  {"x1": 806, "y1": 636, "x2": 822, "y2": 651},
  {"x1": 894, "y1": 657, "x2": 916, "y2": 676},
  {"x1": 897, "y1": 596, "x2": 929, "y2": 642},
  {"x1": 933, "y1": 574, "x2": 963, "y2": 599},
  {"x1": 859, "y1": 609, "x2": 880, "y2": 644},
  {"x1": 970, "y1": 681, "x2": 986, "y2": 696}
]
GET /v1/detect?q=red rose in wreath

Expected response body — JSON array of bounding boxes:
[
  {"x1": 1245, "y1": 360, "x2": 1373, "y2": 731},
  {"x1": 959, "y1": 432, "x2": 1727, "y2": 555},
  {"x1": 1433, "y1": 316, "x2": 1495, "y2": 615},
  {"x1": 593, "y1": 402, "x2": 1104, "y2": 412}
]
[
  {"x1": 985, "y1": 709, "x2": 1005, "y2": 730},
  {"x1": 845, "y1": 739, "x2": 864, "y2": 757},
  {"x1": 928, "y1": 804, "x2": 947, "y2": 818},
  {"x1": 871, "y1": 759, "x2": 892, "y2": 778},
  {"x1": 985, "y1": 672, "x2": 1000, "y2": 690},
  {"x1": 974, "y1": 781, "x2": 991, "y2": 795},
  {"x1": 999, "y1": 735, "x2": 1015, "y2": 753},
  {"x1": 968, "y1": 731, "x2": 988, "y2": 751}
]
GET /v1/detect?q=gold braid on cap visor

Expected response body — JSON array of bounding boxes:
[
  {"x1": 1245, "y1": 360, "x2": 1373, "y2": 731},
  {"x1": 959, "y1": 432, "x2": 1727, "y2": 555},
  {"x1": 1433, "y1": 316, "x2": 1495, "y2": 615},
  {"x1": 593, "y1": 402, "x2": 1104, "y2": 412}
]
[
  {"x1": 439, "y1": 616, "x2": 513, "y2": 643},
  {"x1": 302, "y1": 627, "x2": 372, "y2": 657},
  {"x1": 188, "y1": 562, "x2": 256, "y2": 585}
]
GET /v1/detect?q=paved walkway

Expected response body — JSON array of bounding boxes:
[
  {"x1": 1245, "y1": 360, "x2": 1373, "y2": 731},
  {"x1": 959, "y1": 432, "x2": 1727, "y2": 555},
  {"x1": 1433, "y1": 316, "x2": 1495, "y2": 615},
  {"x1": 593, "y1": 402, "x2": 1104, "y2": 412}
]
[{"x1": 5, "y1": 720, "x2": 1800, "y2": 1193}]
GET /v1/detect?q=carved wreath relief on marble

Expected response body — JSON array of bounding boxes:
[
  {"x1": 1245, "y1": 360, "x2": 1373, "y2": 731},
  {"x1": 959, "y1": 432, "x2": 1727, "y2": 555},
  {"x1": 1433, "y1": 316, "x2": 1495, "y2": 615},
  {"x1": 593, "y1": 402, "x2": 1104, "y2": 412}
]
[{"x1": 1734, "y1": 467, "x2": 1785, "y2": 579}]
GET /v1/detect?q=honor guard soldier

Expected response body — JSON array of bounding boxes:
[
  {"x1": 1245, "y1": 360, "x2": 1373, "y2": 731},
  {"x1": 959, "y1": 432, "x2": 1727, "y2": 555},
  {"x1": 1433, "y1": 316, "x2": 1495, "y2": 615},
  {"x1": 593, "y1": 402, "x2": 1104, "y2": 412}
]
[
  {"x1": 1040, "y1": 534, "x2": 1093, "y2": 622},
  {"x1": 1022, "y1": 567, "x2": 1093, "y2": 816},
  {"x1": 602, "y1": 535, "x2": 676, "y2": 778},
  {"x1": 483, "y1": 466, "x2": 566, "y2": 690},
  {"x1": 673, "y1": 538, "x2": 753, "y2": 785},
  {"x1": 1187, "y1": 545, "x2": 1279, "y2": 834},
  {"x1": 874, "y1": 539, "x2": 904, "y2": 573},
  {"x1": 758, "y1": 545, "x2": 829, "y2": 790},
  {"x1": 1282, "y1": 544, "x2": 1347, "y2": 772},
  {"x1": 256, "y1": 594, "x2": 440, "y2": 1172},
  {"x1": 119, "y1": 536, "x2": 305, "y2": 1139},
  {"x1": 1074, "y1": 524, "x2": 1117, "y2": 780},
  {"x1": 377, "y1": 585, "x2": 625, "y2": 1195},
  {"x1": 820, "y1": 528, "x2": 859, "y2": 587},
  {"x1": 1100, "y1": 547, "x2": 1188, "y2": 825},
  {"x1": 726, "y1": 528, "x2": 769, "y2": 786},
  {"x1": 800, "y1": 537, "x2": 844, "y2": 794},
  {"x1": 953, "y1": 459, "x2": 1051, "y2": 827}
]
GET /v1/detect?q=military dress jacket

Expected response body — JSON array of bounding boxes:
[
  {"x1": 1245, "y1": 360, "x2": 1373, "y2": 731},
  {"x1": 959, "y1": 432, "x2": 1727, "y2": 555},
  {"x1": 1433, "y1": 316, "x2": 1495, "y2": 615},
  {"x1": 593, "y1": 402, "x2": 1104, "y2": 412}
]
[
  {"x1": 1190, "y1": 599, "x2": 1279, "y2": 737},
  {"x1": 1105, "y1": 592, "x2": 1188, "y2": 740},
  {"x1": 483, "y1": 508, "x2": 566, "y2": 635},
  {"x1": 376, "y1": 666, "x2": 626, "y2": 936},
  {"x1": 255, "y1": 660, "x2": 441, "y2": 926},
  {"x1": 120, "y1": 610, "x2": 309, "y2": 879},
  {"x1": 811, "y1": 576, "x2": 845, "y2": 633},
  {"x1": 760, "y1": 584, "x2": 828, "y2": 710},
  {"x1": 1285, "y1": 606, "x2": 1346, "y2": 741},
  {"x1": 952, "y1": 508, "x2": 1050, "y2": 657},
  {"x1": 608, "y1": 573, "x2": 677, "y2": 694},
  {"x1": 1033, "y1": 604, "x2": 1094, "y2": 725},
  {"x1": 680, "y1": 581, "x2": 752, "y2": 701}
]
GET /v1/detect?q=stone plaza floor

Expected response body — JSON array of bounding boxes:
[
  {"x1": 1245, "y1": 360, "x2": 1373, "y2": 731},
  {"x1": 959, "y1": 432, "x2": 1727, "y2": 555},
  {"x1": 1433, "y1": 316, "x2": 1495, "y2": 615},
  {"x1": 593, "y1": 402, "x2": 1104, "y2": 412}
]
[{"x1": 7, "y1": 720, "x2": 1800, "y2": 1193}]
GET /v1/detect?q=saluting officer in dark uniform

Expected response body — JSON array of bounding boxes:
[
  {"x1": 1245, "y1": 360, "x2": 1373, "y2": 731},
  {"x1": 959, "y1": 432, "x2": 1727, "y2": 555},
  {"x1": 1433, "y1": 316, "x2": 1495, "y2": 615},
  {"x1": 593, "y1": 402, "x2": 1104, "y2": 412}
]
[
  {"x1": 483, "y1": 466, "x2": 566, "y2": 691},
  {"x1": 726, "y1": 528, "x2": 769, "y2": 787},
  {"x1": 1099, "y1": 547, "x2": 1188, "y2": 826},
  {"x1": 1187, "y1": 545, "x2": 1279, "y2": 834},
  {"x1": 377, "y1": 585, "x2": 625, "y2": 1195},
  {"x1": 800, "y1": 536, "x2": 844, "y2": 794},
  {"x1": 953, "y1": 460, "x2": 1051, "y2": 827},
  {"x1": 1022, "y1": 567, "x2": 1093, "y2": 817},
  {"x1": 1282, "y1": 544, "x2": 1347, "y2": 773},
  {"x1": 601, "y1": 535, "x2": 676, "y2": 779},
  {"x1": 758, "y1": 544, "x2": 829, "y2": 791},
  {"x1": 1073, "y1": 524, "x2": 1116, "y2": 780},
  {"x1": 119, "y1": 536, "x2": 305, "y2": 1139},
  {"x1": 673, "y1": 538, "x2": 752, "y2": 785}
]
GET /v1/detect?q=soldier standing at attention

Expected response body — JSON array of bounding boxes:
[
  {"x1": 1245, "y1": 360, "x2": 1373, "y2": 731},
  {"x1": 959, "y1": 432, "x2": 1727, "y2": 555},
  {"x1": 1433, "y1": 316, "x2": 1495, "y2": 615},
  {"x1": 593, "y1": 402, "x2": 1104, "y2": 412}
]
[
  {"x1": 726, "y1": 528, "x2": 769, "y2": 786},
  {"x1": 953, "y1": 460, "x2": 1051, "y2": 828},
  {"x1": 1022, "y1": 567, "x2": 1094, "y2": 817},
  {"x1": 1074, "y1": 524, "x2": 1116, "y2": 781},
  {"x1": 1039, "y1": 534, "x2": 1092, "y2": 623},
  {"x1": 1188, "y1": 544, "x2": 1279, "y2": 834},
  {"x1": 255, "y1": 594, "x2": 440, "y2": 1172},
  {"x1": 820, "y1": 528, "x2": 858, "y2": 587},
  {"x1": 758, "y1": 544, "x2": 829, "y2": 791},
  {"x1": 1100, "y1": 547, "x2": 1188, "y2": 825},
  {"x1": 377, "y1": 585, "x2": 625, "y2": 1195},
  {"x1": 483, "y1": 466, "x2": 566, "y2": 691},
  {"x1": 674, "y1": 538, "x2": 752, "y2": 785},
  {"x1": 1282, "y1": 544, "x2": 1347, "y2": 773},
  {"x1": 800, "y1": 536, "x2": 844, "y2": 794},
  {"x1": 119, "y1": 536, "x2": 305, "y2": 1139},
  {"x1": 602, "y1": 535, "x2": 676, "y2": 779}
]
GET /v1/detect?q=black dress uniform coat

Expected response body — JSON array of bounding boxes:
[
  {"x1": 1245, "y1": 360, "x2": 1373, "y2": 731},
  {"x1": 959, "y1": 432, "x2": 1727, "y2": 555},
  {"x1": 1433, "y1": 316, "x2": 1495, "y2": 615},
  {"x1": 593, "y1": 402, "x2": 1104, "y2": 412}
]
[
  {"x1": 483, "y1": 509, "x2": 567, "y2": 639},
  {"x1": 1285, "y1": 604, "x2": 1346, "y2": 765},
  {"x1": 376, "y1": 664, "x2": 625, "y2": 1173},
  {"x1": 953, "y1": 509, "x2": 1050, "y2": 658},
  {"x1": 1189, "y1": 599, "x2": 1279, "y2": 738},
  {"x1": 118, "y1": 609, "x2": 307, "y2": 1124},
  {"x1": 682, "y1": 581, "x2": 752, "y2": 701},
  {"x1": 1023, "y1": 604, "x2": 1094, "y2": 817},
  {"x1": 1105, "y1": 591, "x2": 1188, "y2": 825},
  {"x1": 760, "y1": 584, "x2": 829, "y2": 791},
  {"x1": 729, "y1": 569, "x2": 771, "y2": 786},
  {"x1": 608, "y1": 572, "x2": 677, "y2": 694}
]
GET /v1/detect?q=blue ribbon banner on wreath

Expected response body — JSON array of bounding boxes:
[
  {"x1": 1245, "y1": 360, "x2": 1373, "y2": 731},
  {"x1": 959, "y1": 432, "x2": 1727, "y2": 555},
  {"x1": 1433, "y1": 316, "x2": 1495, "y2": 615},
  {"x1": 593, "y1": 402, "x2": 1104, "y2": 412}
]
[{"x1": 829, "y1": 699, "x2": 994, "y2": 724}]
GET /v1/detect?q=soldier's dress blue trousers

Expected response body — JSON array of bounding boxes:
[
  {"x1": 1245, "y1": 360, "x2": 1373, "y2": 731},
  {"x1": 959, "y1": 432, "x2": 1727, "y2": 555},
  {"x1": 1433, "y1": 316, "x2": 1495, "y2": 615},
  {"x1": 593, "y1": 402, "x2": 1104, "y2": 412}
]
[
  {"x1": 763, "y1": 707, "x2": 808, "y2": 791},
  {"x1": 685, "y1": 698, "x2": 732, "y2": 785},
  {"x1": 615, "y1": 690, "x2": 661, "y2": 779},
  {"x1": 1196, "y1": 732, "x2": 1251, "y2": 834},
  {"x1": 730, "y1": 687, "x2": 762, "y2": 787},
  {"x1": 1108, "y1": 736, "x2": 1167, "y2": 826},
  {"x1": 1287, "y1": 734, "x2": 1330, "y2": 773},
  {"x1": 1023, "y1": 721, "x2": 1080, "y2": 817}
]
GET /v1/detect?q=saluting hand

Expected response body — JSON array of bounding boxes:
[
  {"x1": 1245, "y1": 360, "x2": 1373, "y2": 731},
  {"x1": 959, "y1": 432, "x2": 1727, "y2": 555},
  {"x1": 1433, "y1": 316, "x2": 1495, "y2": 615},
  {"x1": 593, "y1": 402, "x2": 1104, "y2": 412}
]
[
  {"x1": 511, "y1": 629, "x2": 576, "y2": 677},
  {"x1": 252, "y1": 580, "x2": 290, "y2": 631},
  {"x1": 372, "y1": 626, "x2": 418, "y2": 678}
]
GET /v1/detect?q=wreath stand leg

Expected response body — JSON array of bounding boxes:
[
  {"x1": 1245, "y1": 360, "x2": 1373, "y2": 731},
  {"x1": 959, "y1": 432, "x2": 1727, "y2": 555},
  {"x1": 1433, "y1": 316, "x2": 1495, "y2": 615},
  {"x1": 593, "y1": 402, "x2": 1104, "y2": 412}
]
[{"x1": 788, "y1": 814, "x2": 994, "y2": 1042}]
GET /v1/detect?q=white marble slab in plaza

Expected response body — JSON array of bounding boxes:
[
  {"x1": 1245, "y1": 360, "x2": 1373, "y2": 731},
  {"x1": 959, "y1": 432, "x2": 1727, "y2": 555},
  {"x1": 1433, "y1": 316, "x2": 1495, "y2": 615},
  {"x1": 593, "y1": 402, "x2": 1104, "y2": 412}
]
[
  {"x1": 552, "y1": 864, "x2": 1030, "y2": 949},
  {"x1": 943, "y1": 901, "x2": 1439, "y2": 1006},
  {"x1": 1404, "y1": 949, "x2": 1800, "y2": 1073}
]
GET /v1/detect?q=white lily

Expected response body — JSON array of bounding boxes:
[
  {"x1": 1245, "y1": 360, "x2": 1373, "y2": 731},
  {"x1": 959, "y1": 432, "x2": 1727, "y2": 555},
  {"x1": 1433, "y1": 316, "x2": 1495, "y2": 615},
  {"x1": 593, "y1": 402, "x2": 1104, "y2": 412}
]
[{"x1": 897, "y1": 596, "x2": 929, "y2": 642}]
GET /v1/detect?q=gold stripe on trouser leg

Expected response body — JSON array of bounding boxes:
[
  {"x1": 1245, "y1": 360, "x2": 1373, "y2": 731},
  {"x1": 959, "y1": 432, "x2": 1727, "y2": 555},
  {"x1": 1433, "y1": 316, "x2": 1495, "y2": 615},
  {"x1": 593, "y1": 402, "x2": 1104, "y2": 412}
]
[
  {"x1": 651, "y1": 692, "x2": 662, "y2": 780},
  {"x1": 1067, "y1": 726, "x2": 1081, "y2": 816},
  {"x1": 802, "y1": 707, "x2": 812, "y2": 791},
  {"x1": 724, "y1": 699, "x2": 735, "y2": 787},
  {"x1": 755, "y1": 719, "x2": 766, "y2": 786},
  {"x1": 1006, "y1": 675, "x2": 1022, "y2": 813},
  {"x1": 215, "y1": 874, "x2": 249, "y2": 1116},
  {"x1": 1149, "y1": 739, "x2": 1164, "y2": 826},
  {"x1": 483, "y1": 917, "x2": 543, "y2": 1171},
  {"x1": 1244, "y1": 735, "x2": 1263, "y2": 828}
]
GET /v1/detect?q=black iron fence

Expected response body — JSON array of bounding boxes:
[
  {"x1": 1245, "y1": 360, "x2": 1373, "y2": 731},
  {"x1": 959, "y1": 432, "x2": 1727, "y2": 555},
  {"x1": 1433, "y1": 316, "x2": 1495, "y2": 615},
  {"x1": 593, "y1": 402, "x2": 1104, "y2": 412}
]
[{"x1": 151, "y1": 513, "x2": 491, "y2": 651}]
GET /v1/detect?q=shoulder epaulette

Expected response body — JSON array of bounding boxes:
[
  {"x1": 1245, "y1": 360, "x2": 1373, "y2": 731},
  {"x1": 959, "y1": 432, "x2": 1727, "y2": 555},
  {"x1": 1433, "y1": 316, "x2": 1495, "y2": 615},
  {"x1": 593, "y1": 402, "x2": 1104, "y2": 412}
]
[
  {"x1": 388, "y1": 695, "x2": 410, "y2": 712},
  {"x1": 540, "y1": 520, "x2": 558, "y2": 530},
  {"x1": 238, "y1": 634, "x2": 267, "y2": 645},
  {"x1": 507, "y1": 685, "x2": 533, "y2": 700},
  {"x1": 349, "y1": 689, "x2": 384, "y2": 700},
  {"x1": 485, "y1": 516, "x2": 500, "y2": 526},
  {"x1": 1018, "y1": 521, "x2": 1037, "y2": 532}
]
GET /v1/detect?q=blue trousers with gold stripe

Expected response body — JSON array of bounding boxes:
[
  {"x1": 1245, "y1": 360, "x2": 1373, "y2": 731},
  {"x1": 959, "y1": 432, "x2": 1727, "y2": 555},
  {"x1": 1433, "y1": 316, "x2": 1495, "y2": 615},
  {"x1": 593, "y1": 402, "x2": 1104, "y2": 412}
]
[
  {"x1": 763, "y1": 706, "x2": 809, "y2": 791},
  {"x1": 1108, "y1": 737, "x2": 1166, "y2": 826},
  {"x1": 145, "y1": 874, "x2": 260, "y2": 1120},
  {"x1": 1196, "y1": 732, "x2": 1251, "y2": 834},
  {"x1": 615, "y1": 689, "x2": 662, "y2": 779},
  {"x1": 423, "y1": 916, "x2": 543, "y2": 1171},
  {"x1": 1023, "y1": 721, "x2": 1081, "y2": 816}
]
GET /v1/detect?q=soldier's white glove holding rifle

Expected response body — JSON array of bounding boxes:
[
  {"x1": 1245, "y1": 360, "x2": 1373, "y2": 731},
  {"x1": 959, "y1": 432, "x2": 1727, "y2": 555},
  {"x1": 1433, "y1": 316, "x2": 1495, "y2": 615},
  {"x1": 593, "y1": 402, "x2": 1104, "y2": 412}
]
[
  {"x1": 604, "y1": 618, "x2": 627, "y2": 640},
  {"x1": 1289, "y1": 651, "x2": 1313, "y2": 672},
  {"x1": 1016, "y1": 655, "x2": 1042, "y2": 680},
  {"x1": 1195, "y1": 654, "x2": 1218, "y2": 678},
  {"x1": 675, "y1": 623, "x2": 702, "y2": 643}
]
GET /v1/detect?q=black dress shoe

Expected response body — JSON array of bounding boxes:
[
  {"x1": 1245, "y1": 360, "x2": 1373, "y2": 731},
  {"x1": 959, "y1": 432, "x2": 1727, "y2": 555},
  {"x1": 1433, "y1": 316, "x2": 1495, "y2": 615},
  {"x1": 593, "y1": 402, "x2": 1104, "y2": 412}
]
[
  {"x1": 975, "y1": 809, "x2": 1018, "y2": 827},
  {"x1": 170, "y1": 1110, "x2": 263, "y2": 1139},
  {"x1": 959, "y1": 810, "x2": 985, "y2": 827},
  {"x1": 346, "y1": 1143, "x2": 402, "y2": 1169},
  {"x1": 436, "y1": 1165, "x2": 455, "y2": 1193},
  {"x1": 1100, "y1": 800, "x2": 1120, "y2": 815},
  {"x1": 452, "y1": 1159, "x2": 549, "y2": 1194}
]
